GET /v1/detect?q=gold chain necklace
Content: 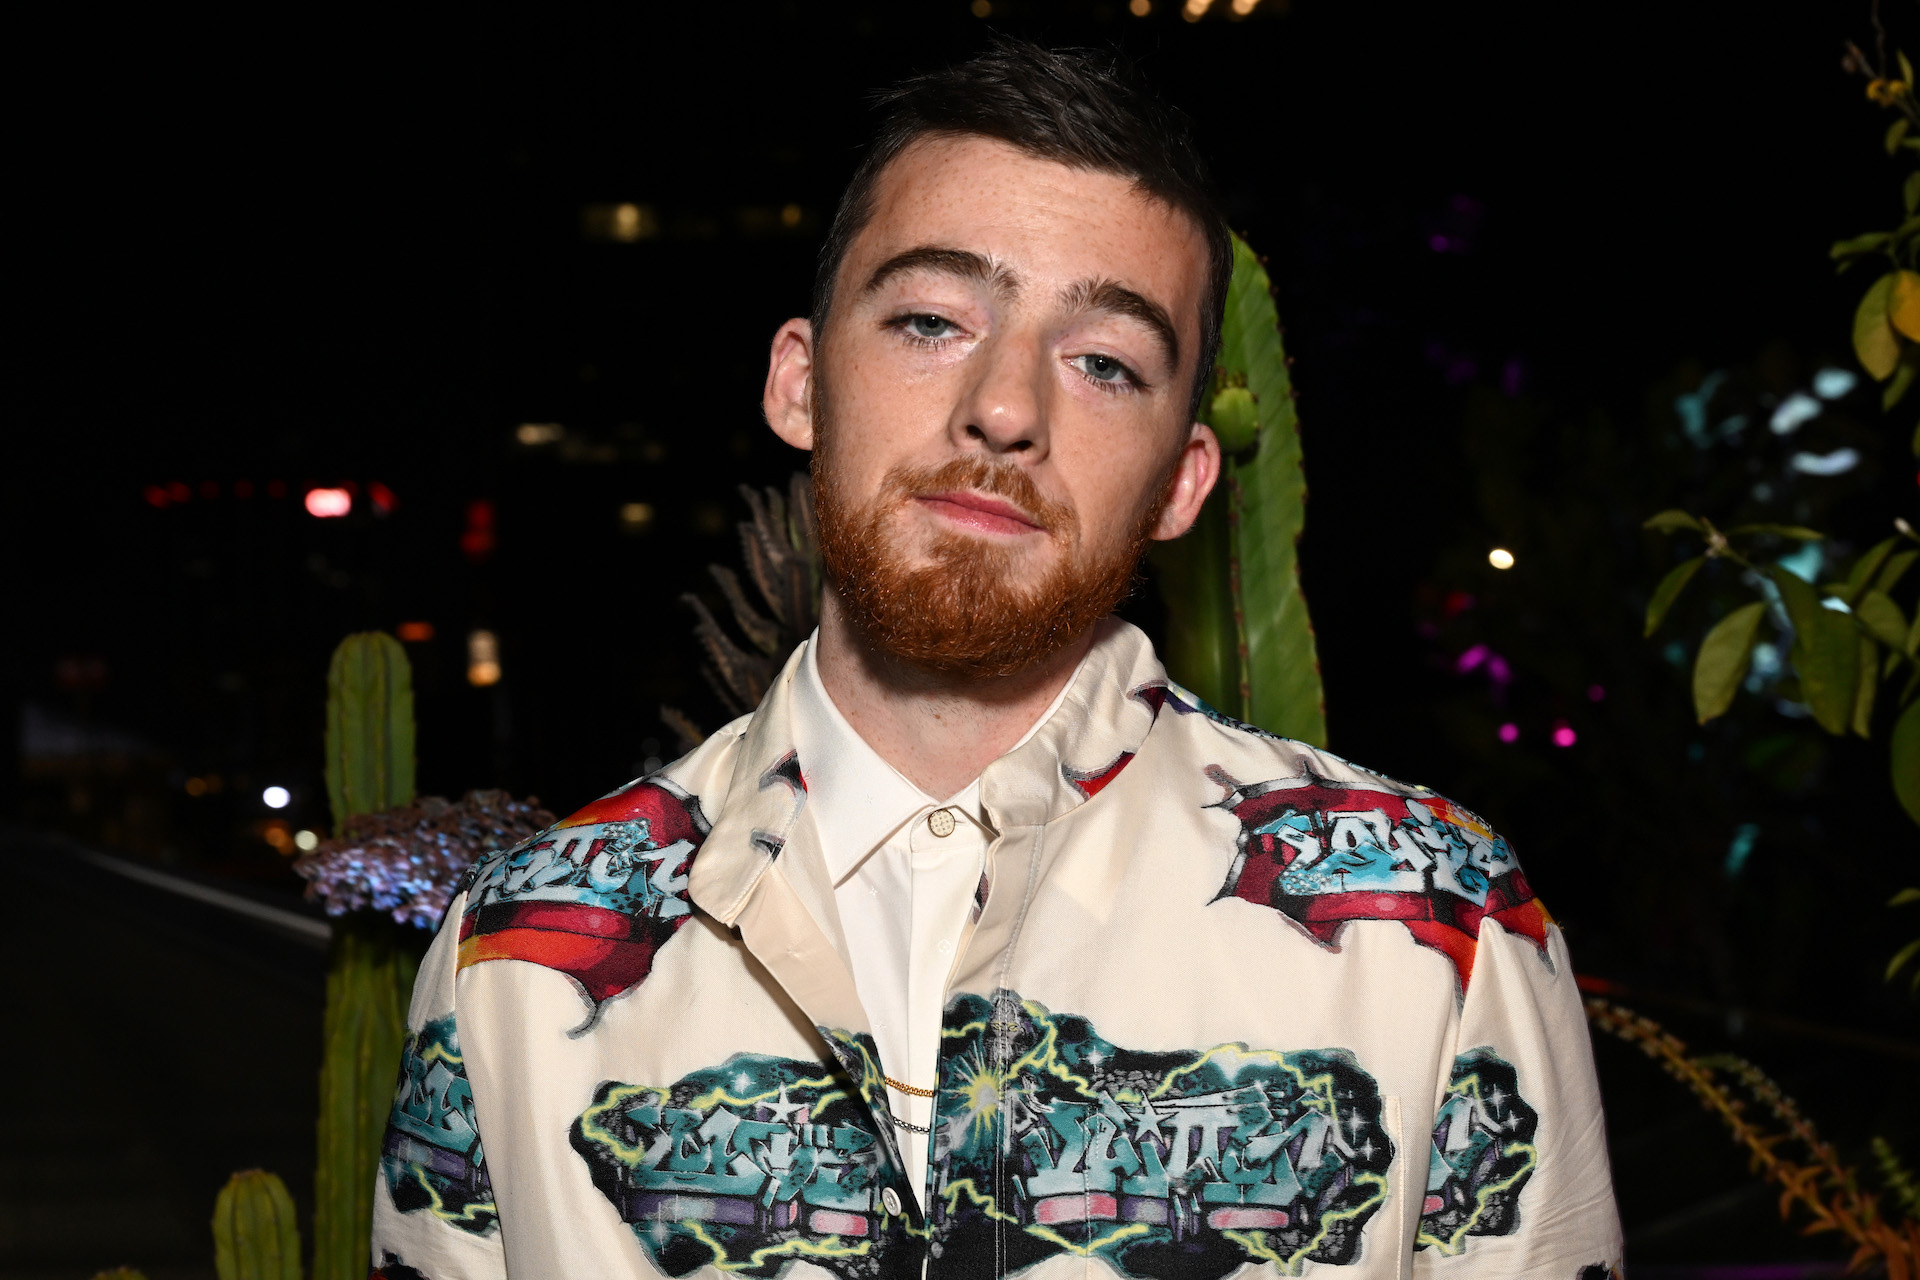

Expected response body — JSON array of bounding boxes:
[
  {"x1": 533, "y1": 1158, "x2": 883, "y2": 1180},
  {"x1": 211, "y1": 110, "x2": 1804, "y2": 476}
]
[{"x1": 884, "y1": 1075, "x2": 937, "y2": 1098}]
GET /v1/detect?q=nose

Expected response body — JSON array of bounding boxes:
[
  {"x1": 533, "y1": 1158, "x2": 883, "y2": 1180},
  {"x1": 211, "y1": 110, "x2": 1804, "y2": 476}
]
[{"x1": 948, "y1": 329, "x2": 1049, "y2": 459}]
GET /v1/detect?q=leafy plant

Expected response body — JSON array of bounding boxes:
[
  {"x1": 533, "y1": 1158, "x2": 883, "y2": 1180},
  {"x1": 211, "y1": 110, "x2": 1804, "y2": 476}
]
[
  {"x1": 1834, "y1": 34, "x2": 1920, "y2": 412},
  {"x1": 1151, "y1": 233, "x2": 1326, "y2": 744},
  {"x1": 1587, "y1": 999, "x2": 1920, "y2": 1275},
  {"x1": 214, "y1": 1170, "x2": 303, "y2": 1280}
]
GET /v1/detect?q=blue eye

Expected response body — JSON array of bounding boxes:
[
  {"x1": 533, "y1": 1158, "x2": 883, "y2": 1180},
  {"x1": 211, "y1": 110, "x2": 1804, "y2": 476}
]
[
  {"x1": 908, "y1": 315, "x2": 955, "y2": 339},
  {"x1": 1075, "y1": 354, "x2": 1130, "y2": 384}
]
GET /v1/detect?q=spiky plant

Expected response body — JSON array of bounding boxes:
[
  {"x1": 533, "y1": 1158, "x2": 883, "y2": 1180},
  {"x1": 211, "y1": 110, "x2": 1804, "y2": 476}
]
[{"x1": 676, "y1": 474, "x2": 821, "y2": 724}]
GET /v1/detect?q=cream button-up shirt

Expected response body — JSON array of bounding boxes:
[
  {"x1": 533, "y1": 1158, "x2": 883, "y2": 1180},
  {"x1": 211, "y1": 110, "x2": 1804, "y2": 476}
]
[{"x1": 788, "y1": 637, "x2": 1000, "y2": 1206}]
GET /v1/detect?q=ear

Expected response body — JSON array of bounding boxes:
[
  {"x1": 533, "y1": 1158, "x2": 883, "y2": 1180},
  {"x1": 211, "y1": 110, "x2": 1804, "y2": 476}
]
[
  {"x1": 763, "y1": 318, "x2": 818, "y2": 450},
  {"x1": 1149, "y1": 422, "x2": 1222, "y2": 541}
]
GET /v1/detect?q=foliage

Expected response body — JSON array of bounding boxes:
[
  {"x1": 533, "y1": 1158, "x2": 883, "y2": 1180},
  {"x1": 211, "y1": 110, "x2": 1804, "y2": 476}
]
[
  {"x1": 1151, "y1": 233, "x2": 1326, "y2": 744},
  {"x1": 295, "y1": 790, "x2": 555, "y2": 927},
  {"x1": 312, "y1": 631, "x2": 421, "y2": 1280},
  {"x1": 678, "y1": 475, "x2": 821, "y2": 721},
  {"x1": 1587, "y1": 999, "x2": 1920, "y2": 1275},
  {"x1": 1834, "y1": 35, "x2": 1920, "y2": 411},
  {"x1": 213, "y1": 1170, "x2": 303, "y2": 1280},
  {"x1": 324, "y1": 632, "x2": 417, "y2": 839},
  {"x1": 1642, "y1": 512, "x2": 1919, "y2": 748}
]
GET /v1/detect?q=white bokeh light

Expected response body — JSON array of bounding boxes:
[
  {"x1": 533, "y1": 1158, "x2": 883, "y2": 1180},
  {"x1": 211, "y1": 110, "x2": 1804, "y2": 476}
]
[{"x1": 262, "y1": 785, "x2": 291, "y2": 809}]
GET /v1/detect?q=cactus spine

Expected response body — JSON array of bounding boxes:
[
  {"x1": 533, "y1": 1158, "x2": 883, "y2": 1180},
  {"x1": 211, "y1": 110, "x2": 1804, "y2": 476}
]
[
  {"x1": 312, "y1": 632, "x2": 418, "y2": 1280},
  {"x1": 213, "y1": 1170, "x2": 302, "y2": 1280}
]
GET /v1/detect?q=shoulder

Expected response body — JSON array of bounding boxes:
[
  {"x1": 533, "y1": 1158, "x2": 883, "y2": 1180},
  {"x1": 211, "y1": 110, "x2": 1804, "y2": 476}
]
[
  {"x1": 1144, "y1": 682, "x2": 1550, "y2": 993},
  {"x1": 450, "y1": 718, "x2": 747, "y2": 1011}
]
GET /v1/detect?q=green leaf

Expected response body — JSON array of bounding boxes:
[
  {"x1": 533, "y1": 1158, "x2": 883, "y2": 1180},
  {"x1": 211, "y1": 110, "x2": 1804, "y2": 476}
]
[
  {"x1": 1854, "y1": 272, "x2": 1902, "y2": 380},
  {"x1": 1902, "y1": 49, "x2": 1915, "y2": 87},
  {"x1": 1896, "y1": 698, "x2": 1920, "y2": 826},
  {"x1": 1852, "y1": 635, "x2": 1879, "y2": 736},
  {"x1": 1693, "y1": 601, "x2": 1767, "y2": 724},
  {"x1": 1857, "y1": 589, "x2": 1910, "y2": 651},
  {"x1": 1645, "y1": 556, "x2": 1704, "y2": 637},
  {"x1": 1891, "y1": 887, "x2": 1920, "y2": 906},
  {"x1": 1770, "y1": 566, "x2": 1861, "y2": 735},
  {"x1": 1725, "y1": 523, "x2": 1827, "y2": 540},
  {"x1": 1889, "y1": 937, "x2": 1920, "y2": 982},
  {"x1": 1842, "y1": 537, "x2": 1900, "y2": 602},
  {"x1": 1883, "y1": 354, "x2": 1917, "y2": 408},
  {"x1": 1218, "y1": 235, "x2": 1325, "y2": 746},
  {"x1": 1643, "y1": 508, "x2": 1703, "y2": 534},
  {"x1": 1890, "y1": 117, "x2": 1912, "y2": 155},
  {"x1": 1831, "y1": 230, "x2": 1890, "y2": 259},
  {"x1": 1875, "y1": 548, "x2": 1917, "y2": 594},
  {"x1": 1910, "y1": 597, "x2": 1920, "y2": 657},
  {"x1": 1907, "y1": 171, "x2": 1920, "y2": 214}
]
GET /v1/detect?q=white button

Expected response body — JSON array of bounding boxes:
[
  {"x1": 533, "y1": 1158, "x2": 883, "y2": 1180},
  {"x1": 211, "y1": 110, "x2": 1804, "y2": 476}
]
[
  {"x1": 937, "y1": 938, "x2": 953, "y2": 955},
  {"x1": 927, "y1": 808, "x2": 957, "y2": 838},
  {"x1": 882, "y1": 1187, "x2": 902, "y2": 1215}
]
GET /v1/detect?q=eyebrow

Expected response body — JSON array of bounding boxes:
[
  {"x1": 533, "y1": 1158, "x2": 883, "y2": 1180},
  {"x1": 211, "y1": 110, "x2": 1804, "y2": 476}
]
[
  {"x1": 862, "y1": 245, "x2": 1181, "y2": 373},
  {"x1": 1063, "y1": 278, "x2": 1180, "y2": 373},
  {"x1": 861, "y1": 246, "x2": 1018, "y2": 299}
]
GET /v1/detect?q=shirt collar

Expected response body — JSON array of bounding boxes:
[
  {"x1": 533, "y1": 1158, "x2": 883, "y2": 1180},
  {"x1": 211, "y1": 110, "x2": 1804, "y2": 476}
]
[{"x1": 789, "y1": 636, "x2": 944, "y2": 883}]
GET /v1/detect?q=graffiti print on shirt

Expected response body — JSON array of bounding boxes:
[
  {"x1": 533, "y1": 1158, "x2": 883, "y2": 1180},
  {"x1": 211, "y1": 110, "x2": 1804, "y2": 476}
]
[
  {"x1": 1211, "y1": 766, "x2": 1551, "y2": 991},
  {"x1": 381, "y1": 1015, "x2": 497, "y2": 1235},
  {"x1": 457, "y1": 775, "x2": 709, "y2": 1008},
  {"x1": 571, "y1": 1050, "x2": 916, "y2": 1280},
  {"x1": 929, "y1": 991, "x2": 1396, "y2": 1279},
  {"x1": 1417, "y1": 1049, "x2": 1539, "y2": 1256}
]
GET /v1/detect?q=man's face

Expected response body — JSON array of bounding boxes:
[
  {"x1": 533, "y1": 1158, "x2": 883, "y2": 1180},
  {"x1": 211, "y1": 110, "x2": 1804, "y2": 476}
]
[{"x1": 765, "y1": 134, "x2": 1219, "y2": 676}]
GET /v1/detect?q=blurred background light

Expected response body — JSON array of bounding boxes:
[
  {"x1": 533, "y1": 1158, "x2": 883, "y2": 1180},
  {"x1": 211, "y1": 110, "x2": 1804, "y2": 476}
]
[
  {"x1": 1768, "y1": 391, "x2": 1821, "y2": 434},
  {"x1": 262, "y1": 785, "x2": 291, "y2": 809},
  {"x1": 369, "y1": 481, "x2": 398, "y2": 514},
  {"x1": 1812, "y1": 366, "x2": 1857, "y2": 399},
  {"x1": 396, "y1": 621, "x2": 435, "y2": 642},
  {"x1": 1551, "y1": 720, "x2": 1577, "y2": 748},
  {"x1": 305, "y1": 487, "x2": 351, "y2": 518},
  {"x1": 293, "y1": 829, "x2": 319, "y2": 851},
  {"x1": 1488, "y1": 547, "x2": 1515, "y2": 569},
  {"x1": 1788, "y1": 447, "x2": 1860, "y2": 475},
  {"x1": 1498, "y1": 722, "x2": 1519, "y2": 743},
  {"x1": 1129, "y1": 0, "x2": 1152, "y2": 12},
  {"x1": 515, "y1": 422, "x2": 564, "y2": 445},
  {"x1": 619, "y1": 501, "x2": 655, "y2": 533},
  {"x1": 581, "y1": 202, "x2": 659, "y2": 243},
  {"x1": 468, "y1": 629, "x2": 502, "y2": 687}
]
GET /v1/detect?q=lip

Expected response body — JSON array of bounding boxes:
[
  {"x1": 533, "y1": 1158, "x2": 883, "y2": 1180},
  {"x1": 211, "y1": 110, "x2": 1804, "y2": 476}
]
[{"x1": 915, "y1": 489, "x2": 1045, "y2": 535}]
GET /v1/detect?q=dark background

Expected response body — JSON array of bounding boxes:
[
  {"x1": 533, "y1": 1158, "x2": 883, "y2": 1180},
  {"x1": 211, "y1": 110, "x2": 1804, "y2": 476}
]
[{"x1": 8, "y1": 1, "x2": 1917, "y2": 1275}]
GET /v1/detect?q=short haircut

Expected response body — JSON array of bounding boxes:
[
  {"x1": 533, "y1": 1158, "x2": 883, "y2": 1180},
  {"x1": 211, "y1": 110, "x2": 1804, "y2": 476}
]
[{"x1": 812, "y1": 37, "x2": 1233, "y2": 421}]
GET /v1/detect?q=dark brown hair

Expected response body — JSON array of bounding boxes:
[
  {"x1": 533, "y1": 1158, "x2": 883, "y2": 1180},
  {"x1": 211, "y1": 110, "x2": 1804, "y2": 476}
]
[{"x1": 812, "y1": 37, "x2": 1233, "y2": 419}]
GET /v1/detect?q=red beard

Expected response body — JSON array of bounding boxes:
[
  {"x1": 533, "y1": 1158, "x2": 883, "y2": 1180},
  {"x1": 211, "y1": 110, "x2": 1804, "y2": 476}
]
[{"x1": 812, "y1": 442, "x2": 1164, "y2": 679}]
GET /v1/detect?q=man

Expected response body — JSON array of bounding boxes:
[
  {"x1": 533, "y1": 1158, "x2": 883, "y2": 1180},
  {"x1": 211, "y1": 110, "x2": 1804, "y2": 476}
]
[{"x1": 373, "y1": 40, "x2": 1623, "y2": 1280}]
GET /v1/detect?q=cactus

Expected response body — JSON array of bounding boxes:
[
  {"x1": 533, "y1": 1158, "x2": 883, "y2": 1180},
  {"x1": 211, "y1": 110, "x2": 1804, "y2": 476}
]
[
  {"x1": 213, "y1": 1170, "x2": 302, "y2": 1280},
  {"x1": 1151, "y1": 233, "x2": 1327, "y2": 746},
  {"x1": 312, "y1": 632, "x2": 419, "y2": 1280},
  {"x1": 324, "y1": 632, "x2": 416, "y2": 837}
]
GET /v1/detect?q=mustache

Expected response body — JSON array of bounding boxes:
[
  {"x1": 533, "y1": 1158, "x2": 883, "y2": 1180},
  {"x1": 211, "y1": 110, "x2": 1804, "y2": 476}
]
[{"x1": 881, "y1": 456, "x2": 1075, "y2": 536}]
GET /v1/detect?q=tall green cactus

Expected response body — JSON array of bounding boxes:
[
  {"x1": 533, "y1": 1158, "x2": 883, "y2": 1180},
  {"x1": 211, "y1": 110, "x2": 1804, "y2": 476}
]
[
  {"x1": 213, "y1": 1170, "x2": 302, "y2": 1280},
  {"x1": 324, "y1": 632, "x2": 416, "y2": 836},
  {"x1": 1152, "y1": 233, "x2": 1327, "y2": 745},
  {"x1": 313, "y1": 632, "x2": 418, "y2": 1280}
]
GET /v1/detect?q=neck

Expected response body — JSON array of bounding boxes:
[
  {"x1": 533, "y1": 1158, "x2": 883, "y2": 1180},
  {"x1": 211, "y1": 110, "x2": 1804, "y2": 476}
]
[{"x1": 812, "y1": 592, "x2": 1093, "y2": 799}]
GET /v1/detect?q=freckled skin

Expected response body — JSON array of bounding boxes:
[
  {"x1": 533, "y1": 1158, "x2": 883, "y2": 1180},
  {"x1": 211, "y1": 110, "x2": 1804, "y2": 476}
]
[{"x1": 762, "y1": 135, "x2": 1222, "y2": 797}]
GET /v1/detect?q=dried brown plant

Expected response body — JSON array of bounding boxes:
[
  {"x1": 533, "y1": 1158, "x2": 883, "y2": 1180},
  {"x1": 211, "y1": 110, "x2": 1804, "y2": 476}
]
[
  {"x1": 669, "y1": 475, "x2": 822, "y2": 733},
  {"x1": 1586, "y1": 998, "x2": 1920, "y2": 1276}
]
